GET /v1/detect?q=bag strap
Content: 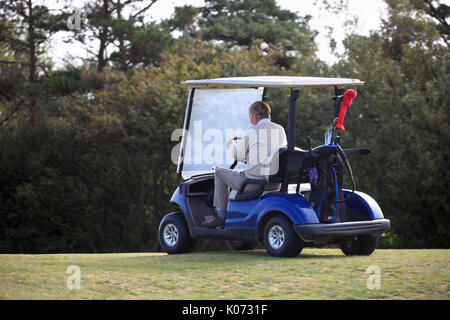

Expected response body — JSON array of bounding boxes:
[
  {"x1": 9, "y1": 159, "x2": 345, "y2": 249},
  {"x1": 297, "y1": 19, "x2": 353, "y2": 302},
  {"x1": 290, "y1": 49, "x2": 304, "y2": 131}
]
[{"x1": 331, "y1": 145, "x2": 355, "y2": 203}]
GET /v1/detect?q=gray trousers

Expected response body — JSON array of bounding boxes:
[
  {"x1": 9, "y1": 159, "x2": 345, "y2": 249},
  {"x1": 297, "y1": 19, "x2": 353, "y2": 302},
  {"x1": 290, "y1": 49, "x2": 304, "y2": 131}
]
[
  {"x1": 213, "y1": 168, "x2": 281, "y2": 212},
  {"x1": 213, "y1": 168, "x2": 248, "y2": 211}
]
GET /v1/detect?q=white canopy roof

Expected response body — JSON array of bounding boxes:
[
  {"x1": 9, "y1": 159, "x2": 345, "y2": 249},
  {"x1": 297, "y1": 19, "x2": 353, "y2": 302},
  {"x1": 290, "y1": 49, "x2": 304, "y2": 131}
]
[{"x1": 182, "y1": 76, "x2": 364, "y2": 88}]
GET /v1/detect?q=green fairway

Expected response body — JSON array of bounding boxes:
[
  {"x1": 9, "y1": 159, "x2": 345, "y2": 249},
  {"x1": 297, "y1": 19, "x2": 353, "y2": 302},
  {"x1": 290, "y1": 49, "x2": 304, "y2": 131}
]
[{"x1": 0, "y1": 249, "x2": 448, "y2": 300}]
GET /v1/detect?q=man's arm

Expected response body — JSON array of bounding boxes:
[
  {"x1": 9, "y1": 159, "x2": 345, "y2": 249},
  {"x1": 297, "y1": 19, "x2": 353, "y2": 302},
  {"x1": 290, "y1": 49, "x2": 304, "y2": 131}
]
[{"x1": 229, "y1": 135, "x2": 248, "y2": 163}]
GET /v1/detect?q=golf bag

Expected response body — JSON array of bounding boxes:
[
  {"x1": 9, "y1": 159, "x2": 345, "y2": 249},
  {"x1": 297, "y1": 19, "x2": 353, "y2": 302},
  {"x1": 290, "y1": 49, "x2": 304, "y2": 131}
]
[{"x1": 309, "y1": 145, "x2": 353, "y2": 223}]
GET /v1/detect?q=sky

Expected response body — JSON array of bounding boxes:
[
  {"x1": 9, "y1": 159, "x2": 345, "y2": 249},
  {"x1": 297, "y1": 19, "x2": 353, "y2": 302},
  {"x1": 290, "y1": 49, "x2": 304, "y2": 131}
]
[{"x1": 49, "y1": 0, "x2": 390, "y2": 67}]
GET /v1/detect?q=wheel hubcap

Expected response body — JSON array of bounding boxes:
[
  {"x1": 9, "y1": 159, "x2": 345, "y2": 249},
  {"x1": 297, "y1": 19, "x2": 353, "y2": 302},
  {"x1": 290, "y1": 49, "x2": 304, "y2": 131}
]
[
  {"x1": 163, "y1": 223, "x2": 178, "y2": 247},
  {"x1": 268, "y1": 225, "x2": 285, "y2": 249}
]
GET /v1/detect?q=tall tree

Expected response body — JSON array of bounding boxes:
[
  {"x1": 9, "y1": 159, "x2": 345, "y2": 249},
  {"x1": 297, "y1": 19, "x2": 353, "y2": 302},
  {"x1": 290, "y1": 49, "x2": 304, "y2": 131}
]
[
  {"x1": 409, "y1": 0, "x2": 450, "y2": 46},
  {"x1": 0, "y1": 0, "x2": 68, "y2": 123},
  {"x1": 195, "y1": 0, "x2": 318, "y2": 67},
  {"x1": 381, "y1": 0, "x2": 445, "y2": 60},
  {"x1": 164, "y1": 5, "x2": 199, "y2": 35},
  {"x1": 121, "y1": 22, "x2": 174, "y2": 69},
  {"x1": 76, "y1": 0, "x2": 160, "y2": 72}
]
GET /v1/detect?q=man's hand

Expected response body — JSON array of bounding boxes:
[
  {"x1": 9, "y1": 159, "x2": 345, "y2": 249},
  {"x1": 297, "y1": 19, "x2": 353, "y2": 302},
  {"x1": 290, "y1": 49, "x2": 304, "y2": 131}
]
[{"x1": 226, "y1": 139, "x2": 236, "y2": 149}]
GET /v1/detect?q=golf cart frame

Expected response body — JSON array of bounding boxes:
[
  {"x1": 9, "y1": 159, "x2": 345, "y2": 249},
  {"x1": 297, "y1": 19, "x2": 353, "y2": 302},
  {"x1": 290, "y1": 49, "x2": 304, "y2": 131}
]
[{"x1": 159, "y1": 76, "x2": 390, "y2": 257}]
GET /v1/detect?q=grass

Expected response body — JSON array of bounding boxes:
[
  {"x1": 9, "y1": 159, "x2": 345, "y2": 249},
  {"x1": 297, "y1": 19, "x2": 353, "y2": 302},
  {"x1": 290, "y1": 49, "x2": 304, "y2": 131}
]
[{"x1": 0, "y1": 249, "x2": 448, "y2": 299}]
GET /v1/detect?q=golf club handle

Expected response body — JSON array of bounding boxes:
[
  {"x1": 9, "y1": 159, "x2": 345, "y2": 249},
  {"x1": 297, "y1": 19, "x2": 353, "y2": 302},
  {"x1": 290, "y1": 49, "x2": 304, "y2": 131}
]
[{"x1": 335, "y1": 89, "x2": 357, "y2": 130}]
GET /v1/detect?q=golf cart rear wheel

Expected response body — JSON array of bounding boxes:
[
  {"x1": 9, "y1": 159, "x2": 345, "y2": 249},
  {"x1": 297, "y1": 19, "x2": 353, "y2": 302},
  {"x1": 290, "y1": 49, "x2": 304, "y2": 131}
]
[
  {"x1": 263, "y1": 216, "x2": 303, "y2": 257},
  {"x1": 158, "y1": 212, "x2": 196, "y2": 254},
  {"x1": 340, "y1": 235, "x2": 378, "y2": 256},
  {"x1": 226, "y1": 240, "x2": 257, "y2": 251}
]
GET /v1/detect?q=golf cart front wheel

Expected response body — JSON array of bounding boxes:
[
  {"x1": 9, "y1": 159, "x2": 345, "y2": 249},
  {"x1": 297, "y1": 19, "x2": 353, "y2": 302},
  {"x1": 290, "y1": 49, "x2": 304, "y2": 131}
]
[
  {"x1": 340, "y1": 235, "x2": 378, "y2": 256},
  {"x1": 158, "y1": 212, "x2": 196, "y2": 254},
  {"x1": 263, "y1": 216, "x2": 303, "y2": 257}
]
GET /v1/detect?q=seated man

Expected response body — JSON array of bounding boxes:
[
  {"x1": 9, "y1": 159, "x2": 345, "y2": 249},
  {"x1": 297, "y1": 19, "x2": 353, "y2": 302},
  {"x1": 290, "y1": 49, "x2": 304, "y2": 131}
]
[{"x1": 202, "y1": 101, "x2": 287, "y2": 228}]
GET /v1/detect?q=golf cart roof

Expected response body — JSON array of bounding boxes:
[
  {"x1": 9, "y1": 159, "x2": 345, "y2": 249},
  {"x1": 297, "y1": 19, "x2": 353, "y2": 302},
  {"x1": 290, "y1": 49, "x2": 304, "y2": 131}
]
[{"x1": 182, "y1": 76, "x2": 364, "y2": 89}]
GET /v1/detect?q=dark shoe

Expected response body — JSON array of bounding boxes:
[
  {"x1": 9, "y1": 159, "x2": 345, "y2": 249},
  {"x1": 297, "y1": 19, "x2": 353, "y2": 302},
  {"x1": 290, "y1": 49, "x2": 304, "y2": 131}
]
[
  {"x1": 214, "y1": 208, "x2": 227, "y2": 219},
  {"x1": 202, "y1": 216, "x2": 225, "y2": 228}
]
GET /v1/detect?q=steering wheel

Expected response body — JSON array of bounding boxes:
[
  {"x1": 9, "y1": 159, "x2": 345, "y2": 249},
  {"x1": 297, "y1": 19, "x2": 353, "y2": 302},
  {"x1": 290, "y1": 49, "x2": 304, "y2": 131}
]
[
  {"x1": 211, "y1": 137, "x2": 242, "y2": 170},
  {"x1": 229, "y1": 159, "x2": 238, "y2": 169}
]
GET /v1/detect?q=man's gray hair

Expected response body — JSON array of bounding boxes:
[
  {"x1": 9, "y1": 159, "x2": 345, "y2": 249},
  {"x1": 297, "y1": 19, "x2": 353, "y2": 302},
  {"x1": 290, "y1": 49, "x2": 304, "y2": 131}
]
[{"x1": 249, "y1": 101, "x2": 271, "y2": 119}]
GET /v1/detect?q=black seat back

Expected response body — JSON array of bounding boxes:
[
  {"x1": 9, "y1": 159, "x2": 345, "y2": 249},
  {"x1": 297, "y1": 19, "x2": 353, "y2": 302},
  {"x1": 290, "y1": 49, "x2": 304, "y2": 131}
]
[
  {"x1": 230, "y1": 146, "x2": 311, "y2": 202},
  {"x1": 267, "y1": 147, "x2": 310, "y2": 184}
]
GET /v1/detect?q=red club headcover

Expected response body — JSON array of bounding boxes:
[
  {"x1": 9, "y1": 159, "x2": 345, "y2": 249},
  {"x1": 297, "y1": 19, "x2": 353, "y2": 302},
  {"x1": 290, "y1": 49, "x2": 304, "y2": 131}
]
[{"x1": 335, "y1": 89, "x2": 357, "y2": 130}]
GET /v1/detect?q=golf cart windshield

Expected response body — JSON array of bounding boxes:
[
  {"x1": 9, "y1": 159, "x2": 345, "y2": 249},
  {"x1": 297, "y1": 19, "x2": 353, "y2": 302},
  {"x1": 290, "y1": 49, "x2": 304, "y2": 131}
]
[{"x1": 177, "y1": 87, "x2": 264, "y2": 180}]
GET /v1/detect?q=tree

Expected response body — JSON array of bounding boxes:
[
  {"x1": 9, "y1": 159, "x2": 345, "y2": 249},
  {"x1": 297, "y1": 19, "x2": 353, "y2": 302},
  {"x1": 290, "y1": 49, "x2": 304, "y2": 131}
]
[
  {"x1": 0, "y1": 0, "x2": 69, "y2": 123},
  {"x1": 164, "y1": 5, "x2": 199, "y2": 35},
  {"x1": 0, "y1": 19, "x2": 27, "y2": 125},
  {"x1": 381, "y1": 0, "x2": 445, "y2": 61},
  {"x1": 123, "y1": 22, "x2": 174, "y2": 69},
  {"x1": 409, "y1": 0, "x2": 450, "y2": 46},
  {"x1": 195, "y1": 0, "x2": 318, "y2": 68},
  {"x1": 75, "y1": 0, "x2": 162, "y2": 72}
]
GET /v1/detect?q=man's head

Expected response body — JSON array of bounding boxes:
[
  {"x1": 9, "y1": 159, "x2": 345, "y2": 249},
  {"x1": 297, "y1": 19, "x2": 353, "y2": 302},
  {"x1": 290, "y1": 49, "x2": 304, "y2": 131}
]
[{"x1": 248, "y1": 101, "x2": 271, "y2": 126}]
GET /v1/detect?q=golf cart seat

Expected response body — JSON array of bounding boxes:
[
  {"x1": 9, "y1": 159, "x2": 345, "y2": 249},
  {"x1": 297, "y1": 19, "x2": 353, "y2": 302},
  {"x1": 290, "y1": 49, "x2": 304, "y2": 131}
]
[
  {"x1": 267, "y1": 146, "x2": 310, "y2": 183},
  {"x1": 229, "y1": 146, "x2": 311, "y2": 201}
]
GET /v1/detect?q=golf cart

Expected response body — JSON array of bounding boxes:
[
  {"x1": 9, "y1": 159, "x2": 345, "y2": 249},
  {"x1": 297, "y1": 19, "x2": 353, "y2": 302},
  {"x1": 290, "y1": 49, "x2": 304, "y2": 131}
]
[{"x1": 158, "y1": 76, "x2": 390, "y2": 257}]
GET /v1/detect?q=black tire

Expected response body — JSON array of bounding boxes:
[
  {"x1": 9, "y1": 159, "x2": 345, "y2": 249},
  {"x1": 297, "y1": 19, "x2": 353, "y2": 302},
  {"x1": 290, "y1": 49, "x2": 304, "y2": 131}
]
[
  {"x1": 226, "y1": 240, "x2": 258, "y2": 251},
  {"x1": 340, "y1": 235, "x2": 378, "y2": 256},
  {"x1": 263, "y1": 216, "x2": 303, "y2": 257},
  {"x1": 158, "y1": 212, "x2": 196, "y2": 254}
]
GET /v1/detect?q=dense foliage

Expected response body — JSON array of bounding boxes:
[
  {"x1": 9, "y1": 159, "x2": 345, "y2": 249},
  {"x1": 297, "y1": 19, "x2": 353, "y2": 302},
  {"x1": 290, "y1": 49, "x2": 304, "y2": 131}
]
[{"x1": 0, "y1": 0, "x2": 448, "y2": 252}]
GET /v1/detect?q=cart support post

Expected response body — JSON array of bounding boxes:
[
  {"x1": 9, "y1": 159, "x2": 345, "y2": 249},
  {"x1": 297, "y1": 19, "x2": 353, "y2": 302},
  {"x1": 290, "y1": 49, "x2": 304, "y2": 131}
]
[
  {"x1": 332, "y1": 86, "x2": 345, "y2": 145},
  {"x1": 281, "y1": 89, "x2": 300, "y2": 192},
  {"x1": 287, "y1": 89, "x2": 300, "y2": 151},
  {"x1": 177, "y1": 88, "x2": 196, "y2": 193}
]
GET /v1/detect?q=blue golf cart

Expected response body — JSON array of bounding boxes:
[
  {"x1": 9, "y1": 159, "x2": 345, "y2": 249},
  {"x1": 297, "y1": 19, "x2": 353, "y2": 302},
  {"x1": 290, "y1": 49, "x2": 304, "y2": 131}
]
[{"x1": 158, "y1": 76, "x2": 390, "y2": 257}]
